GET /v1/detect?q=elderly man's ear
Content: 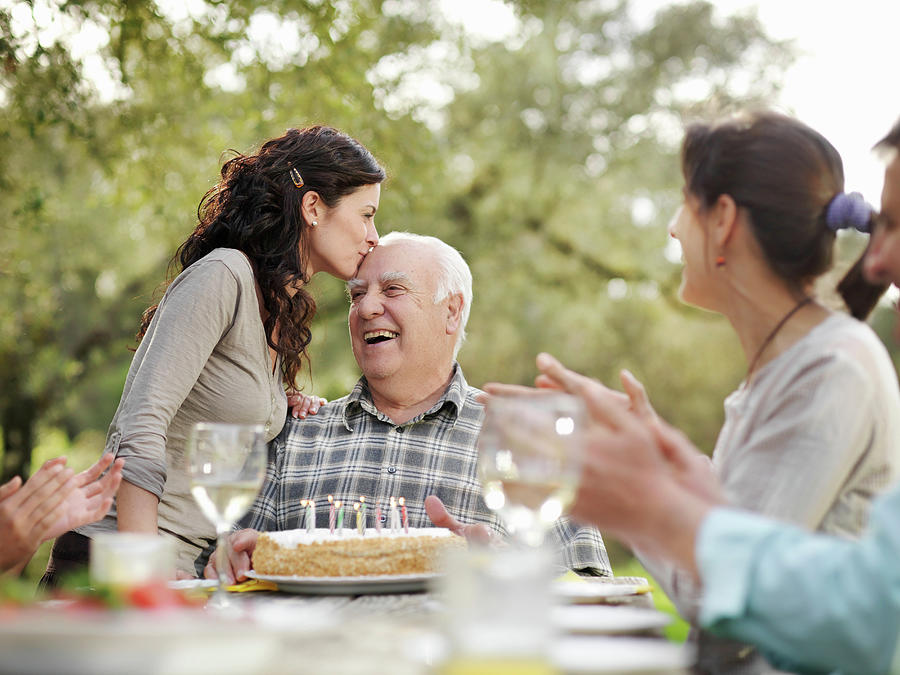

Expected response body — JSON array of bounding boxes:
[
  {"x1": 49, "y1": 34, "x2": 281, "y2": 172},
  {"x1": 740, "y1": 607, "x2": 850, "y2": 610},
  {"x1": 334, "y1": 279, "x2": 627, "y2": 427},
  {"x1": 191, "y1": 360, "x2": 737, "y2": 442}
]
[{"x1": 446, "y1": 293, "x2": 464, "y2": 335}]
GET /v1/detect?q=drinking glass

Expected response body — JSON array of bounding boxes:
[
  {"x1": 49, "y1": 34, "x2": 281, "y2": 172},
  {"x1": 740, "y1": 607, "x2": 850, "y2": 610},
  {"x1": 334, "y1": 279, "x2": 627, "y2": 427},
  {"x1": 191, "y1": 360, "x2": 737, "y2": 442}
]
[
  {"x1": 439, "y1": 546, "x2": 556, "y2": 673},
  {"x1": 187, "y1": 422, "x2": 267, "y2": 609},
  {"x1": 477, "y1": 392, "x2": 585, "y2": 548}
]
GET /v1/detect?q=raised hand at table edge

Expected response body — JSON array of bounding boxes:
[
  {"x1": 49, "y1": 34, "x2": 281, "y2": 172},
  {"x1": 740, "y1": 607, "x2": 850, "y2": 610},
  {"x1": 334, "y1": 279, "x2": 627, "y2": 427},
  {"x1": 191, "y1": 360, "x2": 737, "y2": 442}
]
[
  {"x1": 535, "y1": 352, "x2": 656, "y2": 422},
  {"x1": 204, "y1": 528, "x2": 259, "y2": 584},
  {"x1": 536, "y1": 351, "x2": 720, "y2": 504},
  {"x1": 479, "y1": 382, "x2": 546, "y2": 400},
  {"x1": 650, "y1": 417, "x2": 722, "y2": 503},
  {"x1": 424, "y1": 495, "x2": 492, "y2": 544},
  {"x1": 617, "y1": 368, "x2": 657, "y2": 422}
]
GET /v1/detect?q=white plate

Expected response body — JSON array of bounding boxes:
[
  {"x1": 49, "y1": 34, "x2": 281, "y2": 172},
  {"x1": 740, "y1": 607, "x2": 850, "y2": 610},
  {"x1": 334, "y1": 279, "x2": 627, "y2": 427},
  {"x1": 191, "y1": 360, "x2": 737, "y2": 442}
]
[
  {"x1": 553, "y1": 582, "x2": 649, "y2": 603},
  {"x1": 405, "y1": 632, "x2": 694, "y2": 674},
  {"x1": 167, "y1": 578, "x2": 218, "y2": 590},
  {"x1": 245, "y1": 570, "x2": 439, "y2": 594},
  {"x1": 551, "y1": 636, "x2": 695, "y2": 674},
  {"x1": 552, "y1": 605, "x2": 672, "y2": 635}
]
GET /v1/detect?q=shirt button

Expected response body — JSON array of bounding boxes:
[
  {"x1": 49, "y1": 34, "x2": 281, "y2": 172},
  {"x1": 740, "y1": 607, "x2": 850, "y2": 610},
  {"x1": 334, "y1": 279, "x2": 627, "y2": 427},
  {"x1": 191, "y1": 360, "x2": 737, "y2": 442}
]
[
  {"x1": 395, "y1": 426, "x2": 404, "y2": 433},
  {"x1": 387, "y1": 466, "x2": 397, "y2": 474}
]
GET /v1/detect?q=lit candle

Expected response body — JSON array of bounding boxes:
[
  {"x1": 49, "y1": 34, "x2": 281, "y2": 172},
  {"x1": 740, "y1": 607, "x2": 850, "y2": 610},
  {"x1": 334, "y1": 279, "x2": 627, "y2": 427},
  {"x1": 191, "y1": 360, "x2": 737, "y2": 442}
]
[
  {"x1": 355, "y1": 502, "x2": 364, "y2": 535},
  {"x1": 328, "y1": 495, "x2": 335, "y2": 535},
  {"x1": 389, "y1": 496, "x2": 400, "y2": 533},
  {"x1": 336, "y1": 501, "x2": 344, "y2": 536},
  {"x1": 399, "y1": 496, "x2": 408, "y2": 534},
  {"x1": 305, "y1": 499, "x2": 315, "y2": 533},
  {"x1": 300, "y1": 499, "x2": 307, "y2": 530},
  {"x1": 375, "y1": 502, "x2": 382, "y2": 534}
]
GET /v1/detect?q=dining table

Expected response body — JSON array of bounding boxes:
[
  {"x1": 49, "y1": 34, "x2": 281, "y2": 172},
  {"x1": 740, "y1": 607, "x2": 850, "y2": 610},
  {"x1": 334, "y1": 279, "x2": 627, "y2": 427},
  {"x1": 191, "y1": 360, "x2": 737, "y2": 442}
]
[{"x1": 0, "y1": 572, "x2": 694, "y2": 675}]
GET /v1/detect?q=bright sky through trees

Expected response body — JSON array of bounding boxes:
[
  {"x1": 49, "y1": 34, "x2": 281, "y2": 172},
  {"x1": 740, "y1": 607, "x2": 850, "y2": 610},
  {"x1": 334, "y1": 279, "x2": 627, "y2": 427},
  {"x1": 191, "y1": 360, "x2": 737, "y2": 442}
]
[{"x1": 449, "y1": 0, "x2": 900, "y2": 205}]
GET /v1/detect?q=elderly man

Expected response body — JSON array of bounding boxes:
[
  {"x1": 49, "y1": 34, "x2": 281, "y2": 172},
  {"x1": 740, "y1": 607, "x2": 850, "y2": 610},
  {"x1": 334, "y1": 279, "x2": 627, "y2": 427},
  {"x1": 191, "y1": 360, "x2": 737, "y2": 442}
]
[{"x1": 209, "y1": 231, "x2": 609, "y2": 580}]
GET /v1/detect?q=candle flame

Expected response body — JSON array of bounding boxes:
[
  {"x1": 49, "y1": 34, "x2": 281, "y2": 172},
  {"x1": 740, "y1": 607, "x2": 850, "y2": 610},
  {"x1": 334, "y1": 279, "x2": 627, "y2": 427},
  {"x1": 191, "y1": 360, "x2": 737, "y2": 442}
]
[
  {"x1": 390, "y1": 496, "x2": 396, "y2": 507},
  {"x1": 335, "y1": 501, "x2": 342, "y2": 508},
  {"x1": 360, "y1": 495, "x2": 366, "y2": 503},
  {"x1": 328, "y1": 494, "x2": 334, "y2": 504},
  {"x1": 354, "y1": 502, "x2": 360, "y2": 512},
  {"x1": 308, "y1": 500, "x2": 314, "y2": 508},
  {"x1": 300, "y1": 499, "x2": 307, "y2": 506},
  {"x1": 398, "y1": 497, "x2": 405, "y2": 506}
]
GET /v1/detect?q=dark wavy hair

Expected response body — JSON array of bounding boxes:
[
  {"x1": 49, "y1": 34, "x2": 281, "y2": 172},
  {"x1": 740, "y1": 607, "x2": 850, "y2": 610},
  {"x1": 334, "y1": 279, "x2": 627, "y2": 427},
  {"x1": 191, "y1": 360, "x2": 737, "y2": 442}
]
[
  {"x1": 138, "y1": 125, "x2": 386, "y2": 387},
  {"x1": 681, "y1": 111, "x2": 885, "y2": 318}
]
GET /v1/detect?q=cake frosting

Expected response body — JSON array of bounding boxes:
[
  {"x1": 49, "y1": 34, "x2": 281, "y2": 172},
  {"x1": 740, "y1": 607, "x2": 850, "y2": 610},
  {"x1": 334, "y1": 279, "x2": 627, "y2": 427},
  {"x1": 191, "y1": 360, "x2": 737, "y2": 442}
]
[{"x1": 252, "y1": 527, "x2": 465, "y2": 577}]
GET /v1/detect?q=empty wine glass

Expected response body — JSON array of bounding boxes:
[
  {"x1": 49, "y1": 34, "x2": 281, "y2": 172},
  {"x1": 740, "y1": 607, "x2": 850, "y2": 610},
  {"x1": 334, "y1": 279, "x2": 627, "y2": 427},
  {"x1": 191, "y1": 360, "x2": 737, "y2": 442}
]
[
  {"x1": 477, "y1": 392, "x2": 586, "y2": 548},
  {"x1": 188, "y1": 422, "x2": 266, "y2": 609}
]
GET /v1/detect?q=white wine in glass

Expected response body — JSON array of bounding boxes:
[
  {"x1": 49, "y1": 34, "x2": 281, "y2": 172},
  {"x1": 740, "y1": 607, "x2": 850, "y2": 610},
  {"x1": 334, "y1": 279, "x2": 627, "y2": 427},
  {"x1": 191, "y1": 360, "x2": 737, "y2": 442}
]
[
  {"x1": 191, "y1": 479, "x2": 262, "y2": 530},
  {"x1": 477, "y1": 392, "x2": 585, "y2": 548},
  {"x1": 188, "y1": 422, "x2": 266, "y2": 609}
]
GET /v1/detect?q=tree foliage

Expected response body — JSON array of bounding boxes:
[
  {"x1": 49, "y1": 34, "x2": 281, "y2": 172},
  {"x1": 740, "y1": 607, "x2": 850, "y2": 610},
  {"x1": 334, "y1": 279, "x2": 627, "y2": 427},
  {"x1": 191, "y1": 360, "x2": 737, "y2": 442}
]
[{"x1": 1, "y1": 0, "x2": 796, "y2": 479}]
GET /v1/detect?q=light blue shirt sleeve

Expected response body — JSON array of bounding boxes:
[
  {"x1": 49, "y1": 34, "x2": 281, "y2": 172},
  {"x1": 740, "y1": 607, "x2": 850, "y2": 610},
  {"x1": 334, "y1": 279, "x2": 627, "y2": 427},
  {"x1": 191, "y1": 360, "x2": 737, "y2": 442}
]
[{"x1": 697, "y1": 486, "x2": 900, "y2": 675}]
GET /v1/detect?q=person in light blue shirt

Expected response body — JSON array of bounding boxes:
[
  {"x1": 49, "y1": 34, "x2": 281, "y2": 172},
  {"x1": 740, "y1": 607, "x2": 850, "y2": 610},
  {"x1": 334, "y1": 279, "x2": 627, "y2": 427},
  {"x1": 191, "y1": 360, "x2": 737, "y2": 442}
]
[
  {"x1": 698, "y1": 488, "x2": 900, "y2": 674},
  {"x1": 508, "y1": 117, "x2": 900, "y2": 675}
]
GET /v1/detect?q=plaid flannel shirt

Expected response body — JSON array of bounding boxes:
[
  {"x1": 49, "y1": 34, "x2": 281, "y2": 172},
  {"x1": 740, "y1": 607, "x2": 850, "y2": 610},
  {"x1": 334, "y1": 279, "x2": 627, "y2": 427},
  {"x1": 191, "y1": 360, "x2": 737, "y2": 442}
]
[{"x1": 242, "y1": 364, "x2": 611, "y2": 575}]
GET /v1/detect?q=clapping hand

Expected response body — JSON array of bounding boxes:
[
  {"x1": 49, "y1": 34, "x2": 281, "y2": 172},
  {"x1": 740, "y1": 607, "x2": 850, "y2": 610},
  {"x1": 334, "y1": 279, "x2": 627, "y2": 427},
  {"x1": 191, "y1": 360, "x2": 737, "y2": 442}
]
[
  {"x1": 535, "y1": 353, "x2": 658, "y2": 422},
  {"x1": 0, "y1": 453, "x2": 123, "y2": 574},
  {"x1": 482, "y1": 356, "x2": 657, "y2": 425},
  {"x1": 532, "y1": 353, "x2": 723, "y2": 537},
  {"x1": 46, "y1": 453, "x2": 125, "y2": 541}
]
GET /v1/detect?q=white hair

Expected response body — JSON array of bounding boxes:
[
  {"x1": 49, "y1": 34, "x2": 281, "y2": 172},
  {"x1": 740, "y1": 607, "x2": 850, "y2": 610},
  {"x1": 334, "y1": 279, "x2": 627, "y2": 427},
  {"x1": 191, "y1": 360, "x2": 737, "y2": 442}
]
[{"x1": 378, "y1": 231, "x2": 473, "y2": 358}]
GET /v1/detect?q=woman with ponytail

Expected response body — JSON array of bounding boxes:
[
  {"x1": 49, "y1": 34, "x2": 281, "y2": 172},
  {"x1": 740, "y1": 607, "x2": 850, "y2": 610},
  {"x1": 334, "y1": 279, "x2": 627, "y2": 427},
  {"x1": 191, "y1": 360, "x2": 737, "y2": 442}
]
[
  {"x1": 493, "y1": 112, "x2": 900, "y2": 674},
  {"x1": 638, "y1": 112, "x2": 900, "y2": 673},
  {"x1": 524, "y1": 116, "x2": 900, "y2": 675},
  {"x1": 43, "y1": 126, "x2": 385, "y2": 581}
]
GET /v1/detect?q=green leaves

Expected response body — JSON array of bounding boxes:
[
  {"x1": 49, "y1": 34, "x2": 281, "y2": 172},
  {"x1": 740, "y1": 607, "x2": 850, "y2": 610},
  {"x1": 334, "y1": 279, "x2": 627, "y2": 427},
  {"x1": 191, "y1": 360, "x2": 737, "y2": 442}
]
[{"x1": 2, "y1": 0, "x2": 796, "y2": 479}]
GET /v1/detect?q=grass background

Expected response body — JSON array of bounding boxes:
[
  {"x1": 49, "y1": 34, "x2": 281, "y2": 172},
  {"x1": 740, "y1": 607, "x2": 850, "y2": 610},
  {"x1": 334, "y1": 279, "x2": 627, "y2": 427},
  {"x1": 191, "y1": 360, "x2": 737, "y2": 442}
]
[{"x1": 612, "y1": 557, "x2": 689, "y2": 642}]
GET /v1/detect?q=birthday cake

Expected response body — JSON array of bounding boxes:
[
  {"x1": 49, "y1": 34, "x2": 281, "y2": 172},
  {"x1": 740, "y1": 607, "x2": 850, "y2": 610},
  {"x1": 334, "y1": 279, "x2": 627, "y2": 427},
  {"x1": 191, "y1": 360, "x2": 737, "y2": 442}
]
[{"x1": 252, "y1": 527, "x2": 465, "y2": 577}]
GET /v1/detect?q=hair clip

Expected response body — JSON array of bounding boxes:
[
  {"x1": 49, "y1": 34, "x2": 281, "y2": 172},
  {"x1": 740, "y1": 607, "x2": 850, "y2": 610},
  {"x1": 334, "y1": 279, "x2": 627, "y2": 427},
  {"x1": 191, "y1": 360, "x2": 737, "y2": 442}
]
[
  {"x1": 825, "y1": 192, "x2": 872, "y2": 234},
  {"x1": 289, "y1": 166, "x2": 304, "y2": 189}
]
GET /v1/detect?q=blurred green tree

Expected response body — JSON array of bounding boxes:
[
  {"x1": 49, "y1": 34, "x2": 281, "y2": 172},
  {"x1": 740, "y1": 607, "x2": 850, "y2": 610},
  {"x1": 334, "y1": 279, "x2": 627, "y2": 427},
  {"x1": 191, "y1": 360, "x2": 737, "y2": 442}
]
[
  {"x1": 0, "y1": 0, "x2": 445, "y2": 479},
  {"x1": 393, "y1": 1, "x2": 793, "y2": 449},
  {"x1": 1, "y1": 0, "x2": 797, "y2": 481}
]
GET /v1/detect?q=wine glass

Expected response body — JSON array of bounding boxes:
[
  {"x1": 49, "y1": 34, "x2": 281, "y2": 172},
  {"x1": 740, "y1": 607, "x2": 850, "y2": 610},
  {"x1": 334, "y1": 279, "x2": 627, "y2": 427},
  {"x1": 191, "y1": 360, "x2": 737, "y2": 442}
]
[
  {"x1": 477, "y1": 392, "x2": 586, "y2": 548},
  {"x1": 187, "y1": 422, "x2": 267, "y2": 609}
]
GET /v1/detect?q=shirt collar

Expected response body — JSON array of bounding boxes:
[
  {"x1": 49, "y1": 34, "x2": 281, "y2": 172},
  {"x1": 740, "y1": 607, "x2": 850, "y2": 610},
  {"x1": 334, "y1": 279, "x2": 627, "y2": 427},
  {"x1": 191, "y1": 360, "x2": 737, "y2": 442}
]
[{"x1": 341, "y1": 363, "x2": 468, "y2": 431}]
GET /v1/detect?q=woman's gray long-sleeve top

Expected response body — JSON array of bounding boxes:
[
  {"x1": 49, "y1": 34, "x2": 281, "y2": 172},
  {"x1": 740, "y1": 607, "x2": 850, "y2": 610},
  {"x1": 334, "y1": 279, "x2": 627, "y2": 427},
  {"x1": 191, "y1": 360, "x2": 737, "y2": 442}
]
[{"x1": 79, "y1": 248, "x2": 287, "y2": 573}]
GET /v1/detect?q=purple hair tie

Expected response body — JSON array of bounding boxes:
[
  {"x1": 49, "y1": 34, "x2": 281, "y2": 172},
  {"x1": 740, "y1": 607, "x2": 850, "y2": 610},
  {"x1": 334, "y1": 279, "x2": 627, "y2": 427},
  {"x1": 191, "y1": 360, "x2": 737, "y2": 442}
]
[{"x1": 825, "y1": 192, "x2": 872, "y2": 233}]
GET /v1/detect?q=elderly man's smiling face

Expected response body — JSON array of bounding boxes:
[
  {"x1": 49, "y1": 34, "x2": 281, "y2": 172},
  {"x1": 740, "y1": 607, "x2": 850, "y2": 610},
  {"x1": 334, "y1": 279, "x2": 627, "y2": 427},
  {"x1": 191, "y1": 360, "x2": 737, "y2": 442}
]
[{"x1": 347, "y1": 240, "x2": 460, "y2": 389}]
